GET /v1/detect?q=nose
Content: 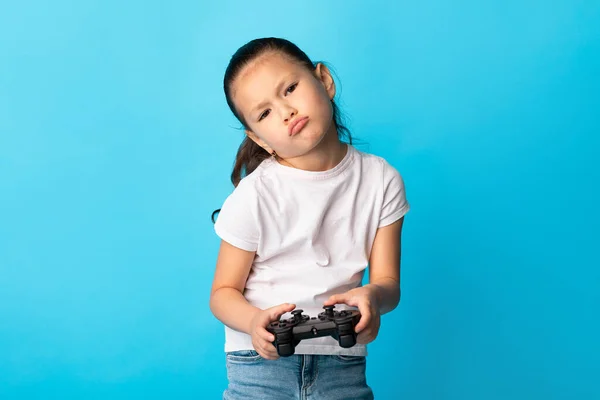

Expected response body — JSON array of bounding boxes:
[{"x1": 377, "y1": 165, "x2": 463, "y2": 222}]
[{"x1": 282, "y1": 106, "x2": 297, "y2": 123}]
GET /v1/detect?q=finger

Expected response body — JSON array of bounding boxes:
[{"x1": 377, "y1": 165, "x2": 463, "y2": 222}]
[
  {"x1": 327, "y1": 294, "x2": 362, "y2": 308},
  {"x1": 257, "y1": 347, "x2": 275, "y2": 360},
  {"x1": 254, "y1": 345, "x2": 267, "y2": 359},
  {"x1": 253, "y1": 340, "x2": 276, "y2": 360},
  {"x1": 323, "y1": 294, "x2": 340, "y2": 306},
  {"x1": 268, "y1": 303, "x2": 296, "y2": 321},
  {"x1": 258, "y1": 341, "x2": 279, "y2": 360},
  {"x1": 357, "y1": 330, "x2": 373, "y2": 345},
  {"x1": 357, "y1": 319, "x2": 380, "y2": 344},
  {"x1": 257, "y1": 326, "x2": 275, "y2": 342},
  {"x1": 354, "y1": 308, "x2": 372, "y2": 333},
  {"x1": 263, "y1": 341, "x2": 280, "y2": 359},
  {"x1": 324, "y1": 293, "x2": 351, "y2": 306}
]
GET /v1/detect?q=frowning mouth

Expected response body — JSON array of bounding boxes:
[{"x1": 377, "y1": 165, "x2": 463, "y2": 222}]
[{"x1": 288, "y1": 117, "x2": 309, "y2": 136}]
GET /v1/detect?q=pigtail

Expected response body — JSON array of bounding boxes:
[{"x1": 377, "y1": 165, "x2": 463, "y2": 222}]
[
  {"x1": 211, "y1": 136, "x2": 271, "y2": 224},
  {"x1": 231, "y1": 136, "x2": 271, "y2": 187}
]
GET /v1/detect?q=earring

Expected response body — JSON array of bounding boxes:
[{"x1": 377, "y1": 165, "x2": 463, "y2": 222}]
[{"x1": 271, "y1": 150, "x2": 277, "y2": 157}]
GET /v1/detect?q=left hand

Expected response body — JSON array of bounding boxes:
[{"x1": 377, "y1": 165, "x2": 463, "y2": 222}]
[{"x1": 323, "y1": 285, "x2": 381, "y2": 344}]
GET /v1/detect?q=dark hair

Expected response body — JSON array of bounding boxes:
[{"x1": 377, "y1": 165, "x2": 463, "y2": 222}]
[{"x1": 212, "y1": 37, "x2": 352, "y2": 223}]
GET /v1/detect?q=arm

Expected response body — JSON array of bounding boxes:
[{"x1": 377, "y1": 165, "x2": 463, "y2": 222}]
[
  {"x1": 364, "y1": 216, "x2": 404, "y2": 315},
  {"x1": 323, "y1": 217, "x2": 404, "y2": 343},
  {"x1": 209, "y1": 240, "x2": 295, "y2": 359},
  {"x1": 209, "y1": 240, "x2": 259, "y2": 335}
]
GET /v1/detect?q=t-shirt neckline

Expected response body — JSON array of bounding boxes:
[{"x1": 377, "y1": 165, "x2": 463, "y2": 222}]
[{"x1": 268, "y1": 144, "x2": 355, "y2": 180}]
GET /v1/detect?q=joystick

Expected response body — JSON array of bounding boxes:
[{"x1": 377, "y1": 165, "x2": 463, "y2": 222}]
[
  {"x1": 323, "y1": 305, "x2": 335, "y2": 318},
  {"x1": 266, "y1": 305, "x2": 361, "y2": 357},
  {"x1": 291, "y1": 309, "x2": 304, "y2": 321}
]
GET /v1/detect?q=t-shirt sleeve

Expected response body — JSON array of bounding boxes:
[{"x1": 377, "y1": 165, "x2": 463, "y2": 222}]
[
  {"x1": 379, "y1": 160, "x2": 410, "y2": 227},
  {"x1": 213, "y1": 181, "x2": 260, "y2": 252}
]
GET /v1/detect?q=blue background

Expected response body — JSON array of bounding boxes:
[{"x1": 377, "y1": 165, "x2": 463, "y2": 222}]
[{"x1": 1, "y1": 1, "x2": 598, "y2": 399}]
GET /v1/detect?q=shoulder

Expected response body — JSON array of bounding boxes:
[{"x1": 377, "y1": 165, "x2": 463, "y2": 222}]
[
  {"x1": 214, "y1": 162, "x2": 278, "y2": 251},
  {"x1": 352, "y1": 147, "x2": 408, "y2": 210},
  {"x1": 217, "y1": 158, "x2": 286, "y2": 219},
  {"x1": 233, "y1": 157, "x2": 280, "y2": 196},
  {"x1": 354, "y1": 150, "x2": 409, "y2": 226},
  {"x1": 352, "y1": 147, "x2": 402, "y2": 179}
]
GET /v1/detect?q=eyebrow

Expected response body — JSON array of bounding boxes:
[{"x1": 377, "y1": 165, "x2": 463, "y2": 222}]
[{"x1": 250, "y1": 74, "x2": 296, "y2": 116}]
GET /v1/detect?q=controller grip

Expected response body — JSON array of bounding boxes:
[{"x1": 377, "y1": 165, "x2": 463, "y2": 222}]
[
  {"x1": 269, "y1": 328, "x2": 297, "y2": 357},
  {"x1": 336, "y1": 321, "x2": 358, "y2": 348},
  {"x1": 338, "y1": 332, "x2": 357, "y2": 348},
  {"x1": 276, "y1": 341, "x2": 296, "y2": 356}
]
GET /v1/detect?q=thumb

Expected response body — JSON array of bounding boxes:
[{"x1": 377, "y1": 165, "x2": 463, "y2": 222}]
[
  {"x1": 268, "y1": 303, "x2": 296, "y2": 321},
  {"x1": 324, "y1": 293, "x2": 345, "y2": 306}
]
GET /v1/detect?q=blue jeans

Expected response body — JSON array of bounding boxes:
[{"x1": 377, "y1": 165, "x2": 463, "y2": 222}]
[{"x1": 223, "y1": 350, "x2": 374, "y2": 399}]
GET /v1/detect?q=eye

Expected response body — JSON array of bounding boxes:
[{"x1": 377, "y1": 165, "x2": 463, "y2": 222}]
[
  {"x1": 285, "y1": 83, "x2": 298, "y2": 95},
  {"x1": 258, "y1": 109, "x2": 270, "y2": 121}
]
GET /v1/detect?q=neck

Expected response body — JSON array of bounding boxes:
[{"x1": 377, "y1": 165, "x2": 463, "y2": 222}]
[{"x1": 277, "y1": 127, "x2": 347, "y2": 172}]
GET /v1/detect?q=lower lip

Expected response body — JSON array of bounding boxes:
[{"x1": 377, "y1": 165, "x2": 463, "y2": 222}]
[{"x1": 290, "y1": 117, "x2": 309, "y2": 136}]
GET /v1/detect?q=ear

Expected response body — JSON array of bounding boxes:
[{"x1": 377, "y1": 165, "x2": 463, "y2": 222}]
[
  {"x1": 315, "y1": 63, "x2": 336, "y2": 100},
  {"x1": 245, "y1": 129, "x2": 274, "y2": 155}
]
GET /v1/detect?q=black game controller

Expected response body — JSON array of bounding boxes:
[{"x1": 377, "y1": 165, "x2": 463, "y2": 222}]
[{"x1": 266, "y1": 305, "x2": 362, "y2": 357}]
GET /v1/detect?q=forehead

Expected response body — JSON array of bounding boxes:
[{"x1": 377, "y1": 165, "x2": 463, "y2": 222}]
[{"x1": 231, "y1": 52, "x2": 309, "y2": 113}]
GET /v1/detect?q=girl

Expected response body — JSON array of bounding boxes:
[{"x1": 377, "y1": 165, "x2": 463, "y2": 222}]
[{"x1": 210, "y1": 37, "x2": 409, "y2": 399}]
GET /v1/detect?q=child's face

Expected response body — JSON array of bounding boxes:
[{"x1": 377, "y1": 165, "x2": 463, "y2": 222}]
[{"x1": 231, "y1": 52, "x2": 336, "y2": 159}]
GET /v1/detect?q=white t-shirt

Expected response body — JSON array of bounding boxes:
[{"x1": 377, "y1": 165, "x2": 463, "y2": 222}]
[{"x1": 214, "y1": 145, "x2": 409, "y2": 355}]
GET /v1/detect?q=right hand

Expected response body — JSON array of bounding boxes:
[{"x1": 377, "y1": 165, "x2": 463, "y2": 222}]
[{"x1": 250, "y1": 303, "x2": 296, "y2": 360}]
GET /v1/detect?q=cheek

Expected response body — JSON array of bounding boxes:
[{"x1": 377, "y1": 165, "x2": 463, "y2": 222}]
[
  {"x1": 313, "y1": 96, "x2": 333, "y2": 124},
  {"x1": 261, "y1": 123, "x2": 288, "y2": 146},
  {"x1": 300, "y1": 88, "x2": 331, "y2": 120}
]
